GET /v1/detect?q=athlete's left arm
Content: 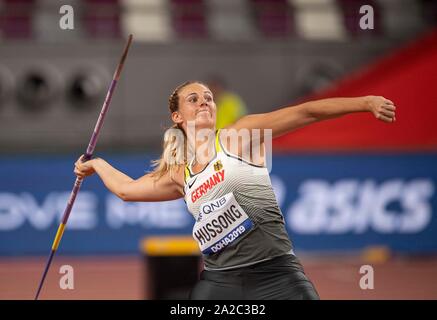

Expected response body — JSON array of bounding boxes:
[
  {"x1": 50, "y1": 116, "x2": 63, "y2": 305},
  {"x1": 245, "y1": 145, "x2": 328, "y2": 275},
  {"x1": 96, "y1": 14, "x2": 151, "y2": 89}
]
[{"x1": 229, "y1": 96, "x2": 396, "y2": 139}]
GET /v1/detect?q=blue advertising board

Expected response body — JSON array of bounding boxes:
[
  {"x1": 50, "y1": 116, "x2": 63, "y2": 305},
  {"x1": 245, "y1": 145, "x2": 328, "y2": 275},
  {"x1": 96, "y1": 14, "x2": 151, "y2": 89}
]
[{"x1": 0, "y1": 153, "x2": 436, "y2": 255}]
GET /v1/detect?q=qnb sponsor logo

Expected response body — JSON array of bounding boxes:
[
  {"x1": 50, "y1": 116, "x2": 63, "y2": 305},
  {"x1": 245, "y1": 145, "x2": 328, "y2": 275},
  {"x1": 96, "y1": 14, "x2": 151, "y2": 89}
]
[
  {"x1": 198, "y1": 195, "x2": 227, "y2": 221},
  {"x1": 287, "y1": 179, "x2": 434, "y2": 234},
  {"x1": 191, "y1": 169, "x2": 225, "y2": 203},
  {"x1": 0, "y1": 192, "x2": 97, "y2": 231}
]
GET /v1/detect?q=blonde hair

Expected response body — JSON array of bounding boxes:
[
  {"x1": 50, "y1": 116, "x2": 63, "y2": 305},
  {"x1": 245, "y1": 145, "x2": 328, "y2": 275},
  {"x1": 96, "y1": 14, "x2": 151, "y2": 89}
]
[{"x1": 150, "y1": 81, "x2": 203, "y2": 179}]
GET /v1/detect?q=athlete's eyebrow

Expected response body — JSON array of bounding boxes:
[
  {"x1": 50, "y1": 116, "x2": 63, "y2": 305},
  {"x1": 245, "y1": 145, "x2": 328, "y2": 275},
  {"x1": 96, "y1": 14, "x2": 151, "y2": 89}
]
[
  {"x1": 186, "y1": 92, "x2": 198, "y2": 98},
  {"x1": 186, "y1": 91, "x2": 213, "y2": 99}
]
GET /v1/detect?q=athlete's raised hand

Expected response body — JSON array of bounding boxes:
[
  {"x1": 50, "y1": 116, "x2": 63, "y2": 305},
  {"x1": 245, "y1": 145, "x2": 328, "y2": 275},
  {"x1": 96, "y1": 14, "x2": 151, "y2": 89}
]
[{"x1": 367, "y1": 96, "x2": 396, "y2": 123}]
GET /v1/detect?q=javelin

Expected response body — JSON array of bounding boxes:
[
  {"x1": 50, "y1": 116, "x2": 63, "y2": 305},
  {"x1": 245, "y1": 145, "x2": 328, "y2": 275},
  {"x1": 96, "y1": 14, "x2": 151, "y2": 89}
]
[{"x1": 34, "y1": 34, "x2": 133, "y2": 300}]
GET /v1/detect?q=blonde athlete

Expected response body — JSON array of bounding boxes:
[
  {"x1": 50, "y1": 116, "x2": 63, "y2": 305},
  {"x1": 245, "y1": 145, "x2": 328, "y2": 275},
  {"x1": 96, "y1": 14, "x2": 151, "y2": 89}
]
[{"x1": 75, "y1": 81, "x2": 396, "y2": 299}]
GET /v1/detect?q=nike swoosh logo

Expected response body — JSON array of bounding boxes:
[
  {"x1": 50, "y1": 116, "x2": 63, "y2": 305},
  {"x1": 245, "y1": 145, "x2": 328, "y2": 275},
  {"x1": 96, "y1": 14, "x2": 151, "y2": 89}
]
[{"x1": 188, "y1": 177, "x2": 198, "y2": 189}]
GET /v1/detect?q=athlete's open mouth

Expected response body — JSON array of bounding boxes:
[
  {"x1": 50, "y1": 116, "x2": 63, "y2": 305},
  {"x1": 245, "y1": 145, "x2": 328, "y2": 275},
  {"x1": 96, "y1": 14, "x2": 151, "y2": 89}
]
[{"x1": 197, "y1": 109, "x2": 211, "y2": 116}]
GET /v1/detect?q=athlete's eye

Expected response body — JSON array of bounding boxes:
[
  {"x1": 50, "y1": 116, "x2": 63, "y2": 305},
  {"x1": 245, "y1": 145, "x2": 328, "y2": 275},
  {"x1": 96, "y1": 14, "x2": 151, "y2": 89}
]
[{"x1": 189, "y1": 96, "x2": 198, "y2": 103}]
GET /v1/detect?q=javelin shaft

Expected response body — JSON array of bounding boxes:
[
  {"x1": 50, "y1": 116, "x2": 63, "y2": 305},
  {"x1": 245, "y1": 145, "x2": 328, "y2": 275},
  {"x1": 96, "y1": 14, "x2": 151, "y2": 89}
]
[
  {"x1": 84, "y1": 34, "x2": 133, "y2": 159},
  {"x1": 35, "y1": 35, "x2": 133, "y2": 300}
]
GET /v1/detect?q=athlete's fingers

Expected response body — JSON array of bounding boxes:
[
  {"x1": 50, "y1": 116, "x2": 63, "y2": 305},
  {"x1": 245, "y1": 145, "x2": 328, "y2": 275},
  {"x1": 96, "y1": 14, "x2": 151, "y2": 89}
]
[
  {"x1": 74, "y1": 161, "x2": 83, "y2": 171},
  {"x1": 79, "y1": 154, "x2": 88, "y2": 163},
  {"x1": 383, "y1": 104, "x2": 396, "y2": 111},
  {"x1": 74, "y1": 168, "x2": 84, "y2": 178},
  {"x1": 74, "y1": 157, "x2": 91, "y2": 177},
  {"x1": 75, "y1": 156, "x2": 85, "y2": 170},
  {"x1": 380, "y1": 109, "x2": 395, "y2": 118},
  {"x1": 75, "y1": 158, "x2": 92, "y2": 172},
  {"x1": 384, "y1": 98, "x2": 394, "y2": 105},
  {"x1": 376, "y1": 114, "x2": 393, "y2": 122}
]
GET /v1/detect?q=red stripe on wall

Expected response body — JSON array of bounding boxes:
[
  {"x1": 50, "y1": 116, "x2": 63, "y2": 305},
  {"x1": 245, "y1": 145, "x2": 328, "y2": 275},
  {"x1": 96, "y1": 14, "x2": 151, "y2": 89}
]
[{"x1": 273, "y1": 28, "x2": 437, "y2": 152}]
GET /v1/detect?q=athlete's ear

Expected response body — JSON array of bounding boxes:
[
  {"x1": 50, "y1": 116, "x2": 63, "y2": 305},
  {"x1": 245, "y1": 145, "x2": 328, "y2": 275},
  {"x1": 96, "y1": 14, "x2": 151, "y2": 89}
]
[{"x1": 172, "y1": 111, "x2": 183, "y2": 125}]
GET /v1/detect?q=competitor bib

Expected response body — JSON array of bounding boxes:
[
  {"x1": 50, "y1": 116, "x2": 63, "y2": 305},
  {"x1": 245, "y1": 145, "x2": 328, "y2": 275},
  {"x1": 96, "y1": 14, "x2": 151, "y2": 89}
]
[{"x1": 192, "y1": 192, "x2": 253, "y2": 255}]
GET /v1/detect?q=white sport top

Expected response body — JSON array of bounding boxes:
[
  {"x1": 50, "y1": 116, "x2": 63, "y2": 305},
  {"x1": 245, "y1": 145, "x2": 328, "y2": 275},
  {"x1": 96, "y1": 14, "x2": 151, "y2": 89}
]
[{"x1": 183, "y1": 130, "x2": 293, "y2": 270}]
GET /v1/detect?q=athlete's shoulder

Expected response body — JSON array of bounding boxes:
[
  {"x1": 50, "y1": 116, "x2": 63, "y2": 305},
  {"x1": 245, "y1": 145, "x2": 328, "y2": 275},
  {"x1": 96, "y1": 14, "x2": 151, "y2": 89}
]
[{"x1": 167, "y1": 164, "x2": 187, "y2": 190}]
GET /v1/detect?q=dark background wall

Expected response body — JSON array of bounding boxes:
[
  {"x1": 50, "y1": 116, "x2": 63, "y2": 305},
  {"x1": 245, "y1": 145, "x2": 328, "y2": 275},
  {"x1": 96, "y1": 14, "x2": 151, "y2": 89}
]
[{"x1": 0, "y1": 39, "x2": 398, "y2": 153}]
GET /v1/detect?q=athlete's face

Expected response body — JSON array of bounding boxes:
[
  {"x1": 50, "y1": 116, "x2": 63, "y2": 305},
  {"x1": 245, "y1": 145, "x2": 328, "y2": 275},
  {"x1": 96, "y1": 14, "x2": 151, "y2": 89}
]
[{"x1": 172, "y1": 83, "x2": 216, "y2": 130}]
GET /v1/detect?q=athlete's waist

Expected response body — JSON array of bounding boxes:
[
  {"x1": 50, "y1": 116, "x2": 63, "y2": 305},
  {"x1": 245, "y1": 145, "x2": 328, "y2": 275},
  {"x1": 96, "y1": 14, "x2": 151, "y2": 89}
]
[{"x1": 204, "y1": 251, "x2": 298, "y2": 272}]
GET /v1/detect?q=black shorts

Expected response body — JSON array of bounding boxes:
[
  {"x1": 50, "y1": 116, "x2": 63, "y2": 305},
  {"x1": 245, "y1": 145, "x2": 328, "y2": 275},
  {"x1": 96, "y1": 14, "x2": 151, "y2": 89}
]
[{"x1": 189, "y1": 254, "x2": 320, "y2": 300}]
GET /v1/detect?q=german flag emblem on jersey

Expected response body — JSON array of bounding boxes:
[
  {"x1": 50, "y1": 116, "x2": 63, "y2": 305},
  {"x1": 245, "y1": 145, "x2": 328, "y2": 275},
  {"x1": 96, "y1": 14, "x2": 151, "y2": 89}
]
[{"x1": 214, "y1": 160, "x2": 223, "y2": 172}]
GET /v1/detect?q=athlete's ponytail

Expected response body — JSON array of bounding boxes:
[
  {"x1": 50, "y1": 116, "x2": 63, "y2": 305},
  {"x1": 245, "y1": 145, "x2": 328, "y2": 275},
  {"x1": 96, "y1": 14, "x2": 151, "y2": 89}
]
[
  {"x1": 150, "y1": 123, "x2": 187, "y2": 179},
  {"x1": 150, "y1": 81, "x2": 192, "y2": 179}
]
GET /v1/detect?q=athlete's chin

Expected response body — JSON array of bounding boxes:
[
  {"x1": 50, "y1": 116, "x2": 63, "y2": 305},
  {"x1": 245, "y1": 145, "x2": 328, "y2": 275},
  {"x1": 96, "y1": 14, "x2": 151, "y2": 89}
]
[{"x1": 195, "y1": 118, "x2": 215, "y2": 130}]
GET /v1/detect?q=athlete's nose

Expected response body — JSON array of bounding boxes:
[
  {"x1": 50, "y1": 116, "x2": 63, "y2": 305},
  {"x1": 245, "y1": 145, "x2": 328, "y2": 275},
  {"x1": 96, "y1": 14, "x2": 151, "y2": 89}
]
[{"x1": 199, "y1": 98, "x2": 208, "y2": 107}]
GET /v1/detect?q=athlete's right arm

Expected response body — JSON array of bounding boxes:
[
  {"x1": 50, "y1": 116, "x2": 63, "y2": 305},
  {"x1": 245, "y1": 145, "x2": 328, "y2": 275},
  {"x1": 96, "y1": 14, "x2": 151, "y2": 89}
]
[{"x1": 74, "y1": 156, "x2": 184, "y2": 202}]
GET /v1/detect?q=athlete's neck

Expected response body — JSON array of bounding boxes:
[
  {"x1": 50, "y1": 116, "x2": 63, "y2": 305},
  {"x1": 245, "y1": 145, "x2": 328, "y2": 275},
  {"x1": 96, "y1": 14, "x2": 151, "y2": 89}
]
[{"x1": 187, "y1": 129, "x2": 216, "y2": 168}]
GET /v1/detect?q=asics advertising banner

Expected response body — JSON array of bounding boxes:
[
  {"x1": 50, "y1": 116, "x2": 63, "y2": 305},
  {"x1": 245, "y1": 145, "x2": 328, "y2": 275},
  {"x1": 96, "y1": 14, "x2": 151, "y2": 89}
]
[{"x1": 0, "y1": 154, "x2": 435, "y2": 255}]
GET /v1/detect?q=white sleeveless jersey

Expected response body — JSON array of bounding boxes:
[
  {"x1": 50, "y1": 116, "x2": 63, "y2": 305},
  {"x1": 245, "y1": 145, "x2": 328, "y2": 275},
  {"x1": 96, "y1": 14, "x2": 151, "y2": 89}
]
[{"x1": 184, "y1": 130, "x2": 293, "y2": 270}]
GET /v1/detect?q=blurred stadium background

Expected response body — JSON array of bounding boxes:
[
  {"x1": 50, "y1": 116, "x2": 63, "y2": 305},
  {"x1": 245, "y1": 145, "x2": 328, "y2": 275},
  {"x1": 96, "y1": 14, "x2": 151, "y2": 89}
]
[{"x1": 0, "y1": 0, "x2": 437, "y2": 300}]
